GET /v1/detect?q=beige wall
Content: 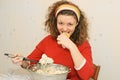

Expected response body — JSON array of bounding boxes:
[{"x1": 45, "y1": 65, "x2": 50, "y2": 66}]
[{"x1": 0, "y1": 0, "x2": 120, "y2": 80}]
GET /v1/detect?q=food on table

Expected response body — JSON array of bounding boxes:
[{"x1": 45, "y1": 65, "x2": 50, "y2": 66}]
[{"x1": 34, "y1": 54, "x2": 69, "y2": 74}]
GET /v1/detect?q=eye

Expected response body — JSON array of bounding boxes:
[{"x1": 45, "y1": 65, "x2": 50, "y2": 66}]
[
  {"x1": 67, "y1": 23, "x2": 73, "y2": 26},
  {"x1": 58, "y1": 22, "x2": 64, "y2": 25}
]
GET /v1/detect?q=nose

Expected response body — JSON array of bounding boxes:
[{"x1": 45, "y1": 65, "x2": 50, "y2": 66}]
[{"x1": 62, "y1": 25, "x2": 68, "y2": 32}]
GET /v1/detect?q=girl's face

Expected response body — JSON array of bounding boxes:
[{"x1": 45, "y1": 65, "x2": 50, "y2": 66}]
[{"x1": 57, "y1": 15, "x2": 78, "y2": 36}]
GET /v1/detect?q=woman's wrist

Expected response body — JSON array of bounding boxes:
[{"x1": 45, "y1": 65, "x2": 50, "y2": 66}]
[
  {"x1": 21, "y1": 61, "x2": 30, "y2": 69},
  {"x1": 69, "y1": 42, "x2": 77, "y2": 51},
  {"x1": 74, "y1": 58, "x2": 86, "y2": 70}
]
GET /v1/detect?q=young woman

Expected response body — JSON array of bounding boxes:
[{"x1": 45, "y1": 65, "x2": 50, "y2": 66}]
[{"x1": 12, "y1": 0, "x2": 94, "y2": 80}]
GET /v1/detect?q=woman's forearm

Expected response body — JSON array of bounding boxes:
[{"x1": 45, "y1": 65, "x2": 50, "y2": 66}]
[{"x1": 69, "y1": 44, "x2": 85, "y2": 69}]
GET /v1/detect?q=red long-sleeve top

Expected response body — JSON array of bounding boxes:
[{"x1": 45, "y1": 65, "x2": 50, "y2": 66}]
[{"x1": 27, "y1": 35, "x2": 94, "y2": 80}]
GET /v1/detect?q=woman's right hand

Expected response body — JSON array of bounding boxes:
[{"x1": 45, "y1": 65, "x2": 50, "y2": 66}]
[
  {"x1": 11, "y1": 54, "x2": 30, "y2": 68},
  {"x1": 11, "y1": 54, "x2": 23, "y2": 66}
]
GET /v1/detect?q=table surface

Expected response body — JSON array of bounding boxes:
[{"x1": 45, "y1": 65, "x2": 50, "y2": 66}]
[{"x1": 0, "y1": 68, "x2": 34, "y2": 80}]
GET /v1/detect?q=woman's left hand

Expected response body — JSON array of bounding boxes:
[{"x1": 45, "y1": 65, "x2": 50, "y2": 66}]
[{"x1": 57, "y1": 33, "x2": 74, "y2": 49}]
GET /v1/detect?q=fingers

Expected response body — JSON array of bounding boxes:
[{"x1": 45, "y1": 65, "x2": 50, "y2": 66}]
[
  {"x1": 57, "y1": 34, "x2": 67, "y2": 48},
  {"x1": 12, "y1": 54, "x2": 20, "y2": 58},
  {"x1": 57, "y1": 33, "x2": 69, "y2": 44},
  {"x1": 57, "y1": 35, "x2": 62, "y2": 45},
  {"x1": 11, "y1": 54, "x2": 23, "y2": 65},
  {"x1": 57, "y1": 40, "x2": 62, "y2": 45}
]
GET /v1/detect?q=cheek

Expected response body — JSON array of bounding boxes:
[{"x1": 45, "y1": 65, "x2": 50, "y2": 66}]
[
  {"x1": 68, "y1": 27, "x2": 76, "y2": 36},
  {"x1": 69, "y1": 27, "x2": 76, "y2": 33},
  {"x1": 57, "y1": 25, "x2": 60, "y2": 30},
  {"x1": 57, "y1": 25, "x2": 62, "y2": 32}
]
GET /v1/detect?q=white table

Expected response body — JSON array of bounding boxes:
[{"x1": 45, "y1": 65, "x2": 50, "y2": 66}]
[{"x1": 0, "y1": 68, "x2": 34, "y2": 80}]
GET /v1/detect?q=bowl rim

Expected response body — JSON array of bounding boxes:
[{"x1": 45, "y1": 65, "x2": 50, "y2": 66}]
[{"x1": 28, "y1": 63, "x2": 71, "y2": 75}]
